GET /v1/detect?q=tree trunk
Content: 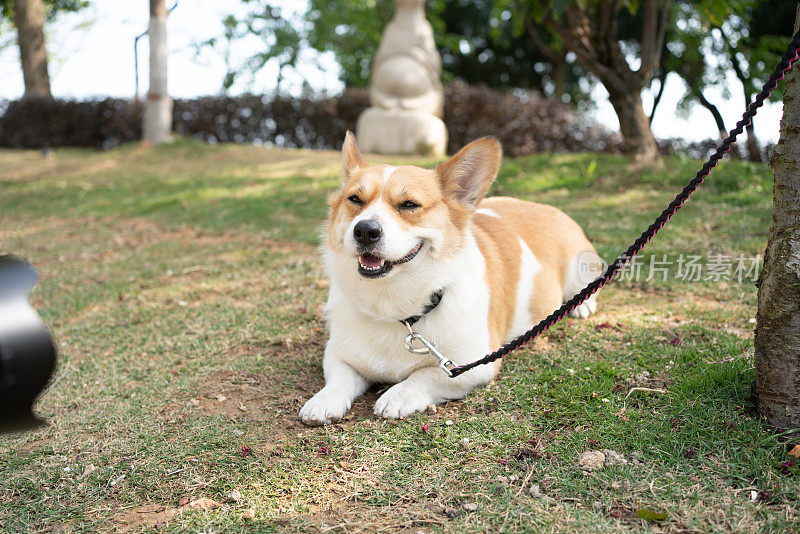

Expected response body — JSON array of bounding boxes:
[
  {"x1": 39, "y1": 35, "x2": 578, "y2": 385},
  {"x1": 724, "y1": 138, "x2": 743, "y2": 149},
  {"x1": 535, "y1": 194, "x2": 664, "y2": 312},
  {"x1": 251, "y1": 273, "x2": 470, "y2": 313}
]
[
  {"x1": 608, "y1": 88, "x2": 661, "y2": 165},
  {"x1": 551, "y1": 48, "x2": 567, "y2": 103},
  {"x1": 142, "y1": 0, "x2": 172, "y2": 144},
  {"x1": 745, "y1": 122, "x2": 763, "y2": 162},
  {"x1": 755, "y1": 7, "x2": 800, "y2": 429},
  {"x1": 13, "y1": 0, "x2": 51, "y2": 99}
]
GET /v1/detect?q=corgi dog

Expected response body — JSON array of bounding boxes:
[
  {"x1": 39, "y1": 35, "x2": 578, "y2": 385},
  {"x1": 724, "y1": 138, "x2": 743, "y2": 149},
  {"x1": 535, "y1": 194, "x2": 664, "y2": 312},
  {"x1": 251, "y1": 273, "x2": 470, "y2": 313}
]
[{"x1": 299, "y1": 133, "x2": 601, "y2": 425}]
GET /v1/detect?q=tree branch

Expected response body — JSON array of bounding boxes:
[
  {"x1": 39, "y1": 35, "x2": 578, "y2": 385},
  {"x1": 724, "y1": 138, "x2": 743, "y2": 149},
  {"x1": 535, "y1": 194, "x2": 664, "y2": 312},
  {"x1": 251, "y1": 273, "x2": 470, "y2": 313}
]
[
  {"x1": 696, "y1": 89, "x2": 728, "y2": 137},
  {"x1": 640, "y1": 0, "x2": 658, "y2": 73},
  {"x1": 639, "y1": 0, "x2": 670, "y2": 84},
  {"x1": 649, "y1": 67, "x2": 667, "y2": 124},
  {"x1": 652, "y1": 0, "x2": 670, "y2": 69},
  {"x1": 592, "y1": 0, "x2": 635, "y2": 91},
  {"x1": 546, "y1": 8, "x2": 628, "y2": 93}
]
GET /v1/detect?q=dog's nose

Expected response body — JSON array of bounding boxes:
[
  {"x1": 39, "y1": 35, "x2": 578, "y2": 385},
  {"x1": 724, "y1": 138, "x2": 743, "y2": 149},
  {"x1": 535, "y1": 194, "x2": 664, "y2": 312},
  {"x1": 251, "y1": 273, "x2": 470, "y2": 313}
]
[{"x1": 353, "y1": 219, "x2": 382, "y2": 245}]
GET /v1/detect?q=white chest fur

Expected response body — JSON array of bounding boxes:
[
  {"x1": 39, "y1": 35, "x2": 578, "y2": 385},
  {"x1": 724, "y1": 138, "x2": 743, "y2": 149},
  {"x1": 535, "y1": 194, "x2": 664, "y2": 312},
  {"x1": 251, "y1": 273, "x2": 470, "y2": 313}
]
[{"x1": 324, "y1": 233, "x2": 492, "y2": 383}]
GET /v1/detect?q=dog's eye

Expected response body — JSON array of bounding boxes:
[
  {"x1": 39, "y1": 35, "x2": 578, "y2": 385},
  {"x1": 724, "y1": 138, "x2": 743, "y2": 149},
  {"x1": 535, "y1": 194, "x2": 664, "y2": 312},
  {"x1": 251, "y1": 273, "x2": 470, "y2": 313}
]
[
  {"x1": 399, "y1": 200, "x2": 420, "y2": 210},
  {"x1": 348, "y1": 194, "x2": 364, "y2": 206}
]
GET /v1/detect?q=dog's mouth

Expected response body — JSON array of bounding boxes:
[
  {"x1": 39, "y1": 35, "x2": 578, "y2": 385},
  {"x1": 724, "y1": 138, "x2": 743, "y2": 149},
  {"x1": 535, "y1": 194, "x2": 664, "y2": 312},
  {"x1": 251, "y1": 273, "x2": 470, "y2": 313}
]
[{"x1": 358, "y1": 241, "x2": 423, "y2": 278}]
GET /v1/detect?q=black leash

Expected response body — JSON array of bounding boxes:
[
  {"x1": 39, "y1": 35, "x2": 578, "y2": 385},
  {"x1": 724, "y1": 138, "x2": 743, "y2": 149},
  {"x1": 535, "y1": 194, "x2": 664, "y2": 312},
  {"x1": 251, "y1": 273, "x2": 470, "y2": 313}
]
[{"x1": 448, "y1": 29, "x2": 800, "y2": 379}]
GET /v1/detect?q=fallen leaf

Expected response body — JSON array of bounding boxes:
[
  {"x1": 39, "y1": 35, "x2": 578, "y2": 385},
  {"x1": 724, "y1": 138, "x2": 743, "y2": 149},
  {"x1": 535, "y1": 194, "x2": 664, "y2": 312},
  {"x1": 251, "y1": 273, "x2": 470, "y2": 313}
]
[
  {"x1": 82, "y1": 464, "x2": 98, "y2": 477},
  {"x1": 779, "y1": 458, "x2": 797, "y2": 475},
  {"x1": 788, "y1": 445, "x2": 800, "y2": 458},
  {"x1": 636, "y1": 508, "x2": 667, "y2": 522}
]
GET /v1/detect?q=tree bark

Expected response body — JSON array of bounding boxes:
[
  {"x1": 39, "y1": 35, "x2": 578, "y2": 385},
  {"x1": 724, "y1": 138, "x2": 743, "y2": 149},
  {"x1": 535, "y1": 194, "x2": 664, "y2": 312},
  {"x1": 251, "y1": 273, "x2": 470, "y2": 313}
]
[
  {"x1": 13, "y1": 0, "x2": 51, "y2": 99},
  {"x1": 142, "y1": 0, "x2": 172, "y2": 144},
  {"x1": 608, "y1": 87, "x2": 661, "y2": 165},
  {"x1": 755, "y1": 7, "x2": 800, "y2": 429}
]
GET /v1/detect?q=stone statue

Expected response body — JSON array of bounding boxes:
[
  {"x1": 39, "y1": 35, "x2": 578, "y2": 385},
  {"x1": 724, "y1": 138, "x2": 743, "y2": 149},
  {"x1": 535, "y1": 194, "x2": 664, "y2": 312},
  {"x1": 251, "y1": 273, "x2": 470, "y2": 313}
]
[{"x1": 356, "y1": 0, "x2": 448, "y2": 156}]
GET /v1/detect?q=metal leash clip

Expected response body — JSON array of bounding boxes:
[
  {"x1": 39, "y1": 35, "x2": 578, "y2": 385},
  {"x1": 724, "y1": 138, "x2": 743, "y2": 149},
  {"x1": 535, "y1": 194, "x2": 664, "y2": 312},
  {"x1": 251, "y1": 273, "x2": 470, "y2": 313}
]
[{"x1": 402, "y1": 321, "x2": 455, "y2": 377}]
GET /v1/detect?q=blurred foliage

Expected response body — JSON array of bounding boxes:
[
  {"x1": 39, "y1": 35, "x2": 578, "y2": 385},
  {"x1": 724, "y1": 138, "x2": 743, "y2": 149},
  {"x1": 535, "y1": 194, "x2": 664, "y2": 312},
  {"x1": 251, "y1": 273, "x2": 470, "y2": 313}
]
[
  {"x1": 198, "y1": 0, "x2": 795, "y2": 120},
  {"x1": 0, "y1": 97, "x2": 143, "y2": 149},
  {"x1": 307, "y1": 0, "x2": 591, "y2": 103},
  {"x1": 444, "y1": 80, "x2": 612, "y2": 155},
  {"x1": 0, "y1": 0, "x2": 88, "y2": 23},
  {"x1": 663, "y1": 0, "x2": 794, "y2": 128},
  {"x1": 194, "y1": 1, "x2": 305, "y2": 95},
  {"x1": 205, "y1": 0, "x2": 591, "y2": 103},
  {"x1": 0, "y1": 86, "x2": 620, "y2": 156}
]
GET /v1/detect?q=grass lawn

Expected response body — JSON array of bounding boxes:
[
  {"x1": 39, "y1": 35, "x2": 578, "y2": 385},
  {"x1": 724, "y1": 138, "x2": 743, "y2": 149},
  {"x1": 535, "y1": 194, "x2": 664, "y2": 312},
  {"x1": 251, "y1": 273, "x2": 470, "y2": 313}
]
[{"x1": 1, "y1": 141, "x2": 798, "y2": 532}]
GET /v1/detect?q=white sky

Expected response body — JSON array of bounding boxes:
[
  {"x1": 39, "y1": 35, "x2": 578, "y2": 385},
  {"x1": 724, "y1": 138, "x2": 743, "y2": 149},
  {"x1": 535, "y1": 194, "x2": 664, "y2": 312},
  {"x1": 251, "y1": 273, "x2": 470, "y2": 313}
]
[{"x1": 0, "y1": 0, "x2": 785, "y2": 144}]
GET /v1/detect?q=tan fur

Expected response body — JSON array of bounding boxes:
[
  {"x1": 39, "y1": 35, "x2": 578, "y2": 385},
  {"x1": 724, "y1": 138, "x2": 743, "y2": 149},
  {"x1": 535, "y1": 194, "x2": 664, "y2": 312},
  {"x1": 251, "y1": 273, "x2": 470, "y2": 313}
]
[{"x1": 473, "y1": 197, "x2": 597, "y2": 371}]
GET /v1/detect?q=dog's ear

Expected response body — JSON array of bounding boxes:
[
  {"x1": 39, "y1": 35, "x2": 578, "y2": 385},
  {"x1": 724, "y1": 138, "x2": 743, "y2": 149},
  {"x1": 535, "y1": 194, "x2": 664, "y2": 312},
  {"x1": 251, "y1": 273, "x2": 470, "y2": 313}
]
[
  {"x1": 437, "y1": 137, "x2": 502, "y2": 209},
  {"x1": 341, "y1": 131, "x2": 367, "y2": 183}
]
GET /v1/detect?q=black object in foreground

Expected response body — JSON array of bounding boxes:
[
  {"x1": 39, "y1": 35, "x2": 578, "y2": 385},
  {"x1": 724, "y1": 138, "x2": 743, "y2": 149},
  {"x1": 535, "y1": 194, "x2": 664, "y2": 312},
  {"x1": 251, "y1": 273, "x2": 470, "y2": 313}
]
[{"x1": 0, "y1": 256, "x2": 57, "y2": 433}]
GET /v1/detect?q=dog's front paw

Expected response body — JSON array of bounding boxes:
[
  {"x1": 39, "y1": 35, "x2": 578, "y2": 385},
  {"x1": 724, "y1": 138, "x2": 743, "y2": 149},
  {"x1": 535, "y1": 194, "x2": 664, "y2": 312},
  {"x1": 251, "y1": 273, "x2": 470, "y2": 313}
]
[
  {"x1": 299, "y1": 389, "x2": 351, "y2": 426},
  {"x1": 569, "y1": 297, "x2": 597, "y2": 319},
  {"x1": 374, "y1": 384, "x2": 434, "y2": 420}
]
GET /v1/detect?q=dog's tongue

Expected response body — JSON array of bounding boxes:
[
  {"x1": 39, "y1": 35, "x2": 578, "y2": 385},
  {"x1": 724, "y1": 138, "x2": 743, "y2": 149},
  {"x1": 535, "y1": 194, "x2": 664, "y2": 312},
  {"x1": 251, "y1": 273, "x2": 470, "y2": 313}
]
[{"x1": 360, "y1": 254, "x2": 383, "y2": 268}]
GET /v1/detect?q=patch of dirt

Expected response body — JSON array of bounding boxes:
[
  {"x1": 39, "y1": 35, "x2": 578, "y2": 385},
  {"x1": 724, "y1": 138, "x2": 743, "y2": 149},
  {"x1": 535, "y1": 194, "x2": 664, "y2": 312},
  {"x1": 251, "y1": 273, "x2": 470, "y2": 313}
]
[
  {"x1": 285, "y1": 498, "x2": 448, "y2": 533},
  {"x1": 110, "y1": 217, "x2": 309, "y2": 255},
  {"x1": 15, "y1": 438, "x2": 51, "y2": 455},
  {"x1": 604, "y1": 503, "x2": 638, "y2": 524},
  {"x1": 26, "y1": 524, "x2": 67, "y2": 533},
  {"x1": 111, "y1": 497, "x2": 227, "y2": 531},
  {"x1": 160, "y1": 334, "x2": 325, "y2": 422},
  {"x1": 157, "y1": 329, "x2": 450, "y2": 444},
  {"x1": 7, "y1": 215, "x2": 312, "y2": 273},
  {"x1": 153, "y1": 331, "x2": 409, "y2": 452}
]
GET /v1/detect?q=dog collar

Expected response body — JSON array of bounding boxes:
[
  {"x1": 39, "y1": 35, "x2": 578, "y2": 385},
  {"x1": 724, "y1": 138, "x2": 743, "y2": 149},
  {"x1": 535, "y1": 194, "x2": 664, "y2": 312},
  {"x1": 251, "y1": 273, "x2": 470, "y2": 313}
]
[
  {"x1": 400, "y1": 289, "x2": 444, "y2": 327},
  {"x1": 400, "y1": 289, "x2": 454, "y2": 376}
]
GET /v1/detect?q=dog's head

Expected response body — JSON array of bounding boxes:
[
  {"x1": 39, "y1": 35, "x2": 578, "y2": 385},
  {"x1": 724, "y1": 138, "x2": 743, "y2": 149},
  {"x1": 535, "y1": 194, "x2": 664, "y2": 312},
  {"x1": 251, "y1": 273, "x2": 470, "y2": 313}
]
[{"x1": 325, "y1": 132, "x2": 502, "y2": 284}]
